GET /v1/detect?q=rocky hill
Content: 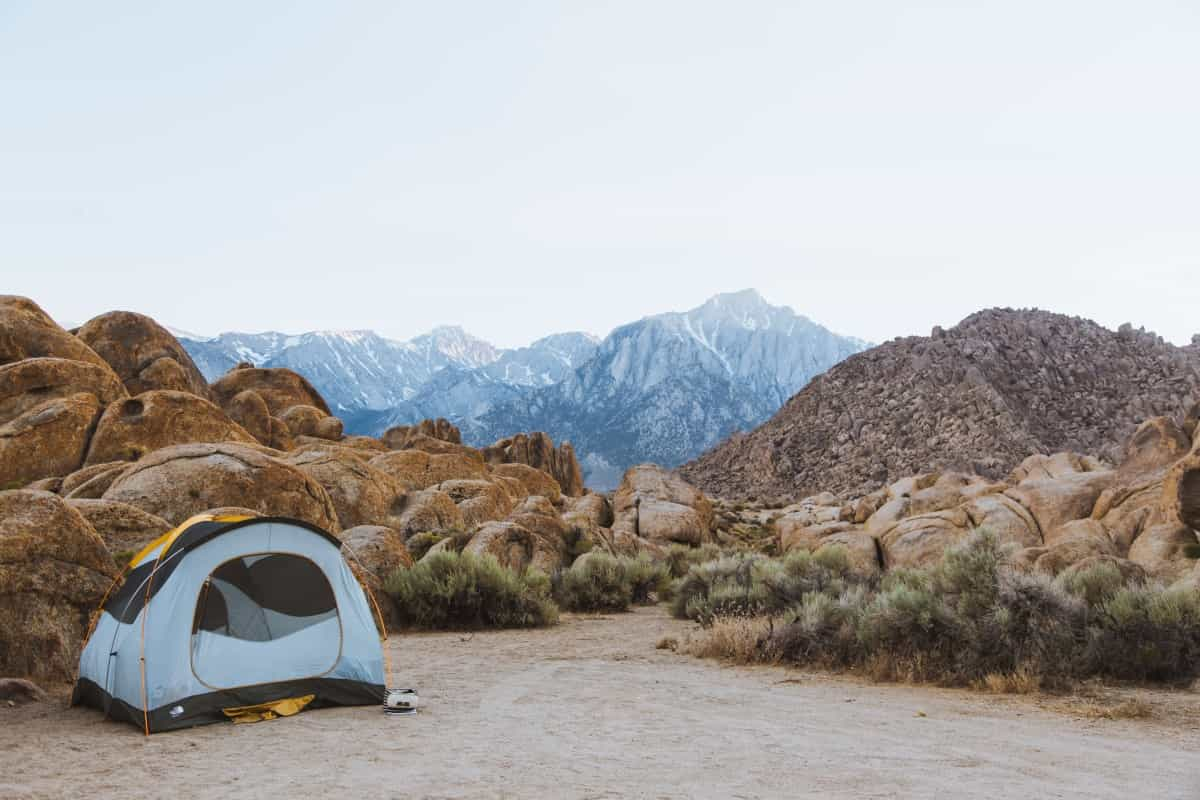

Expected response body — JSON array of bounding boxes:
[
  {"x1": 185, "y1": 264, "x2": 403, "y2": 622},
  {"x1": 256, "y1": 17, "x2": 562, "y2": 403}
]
[
  {"x1": 473, "y1": 290, "x2": 868, "y2": 487},
  {"x1": 682, "y1": 309, "x2": 1200, "y2": 502}
]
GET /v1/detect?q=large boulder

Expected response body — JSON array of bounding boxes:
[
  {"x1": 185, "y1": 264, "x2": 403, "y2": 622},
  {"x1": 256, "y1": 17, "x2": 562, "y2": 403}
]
[
  {"x1": 1012, "y1": 519, "x2": 1119, "y2": 576},
  {"x1": 464, "y1": 521, "x2": 562, "y2": 574},
  {"x1": 563, "y1": 493, "x2": 614, "y2": 528},
  {"x1": 878, "y1": 508, "x2": 972, "y2": 569},
  {"x1": 505, "y1": 495, "x2": 570, "y2": 571},
  {"x1": 1008, "y1": 452, "x2": 1108, "y2": 484},
  {"x1": 369, "y1": 449, "x2": 486, "y2": 491},
  {"x1": 382, "y1": 418, "x2": 461, "y2": 449},
  {"x1": 489, "y1": 463, "x2": 563, "y2": 504},
  {"x1": 1117, "y1": 416, "x2": 1193, "y2": 482},
  {"x1": 84, "y1": 391, "x2": 257, "y2": 465},
  {"x1": 222, "y1": 389, "x2": 273, "y2": 446},
  {"x1": 0, "y1": 296, "x2": 110, "y2": 369},
  {"x1": 780, "y1": 520, "x2": 856, "y2": 554},
  {"x1": 611, "y1": 465, "x2": 714, "y2": 546},
  {"x1": 66, "y1": 499, "x2": 171, "y2": 557},
  {"x1": 282, "y1": 447, "x2": 403, "y2": 530},
  {"x1": 483, "y1": 432, "x2": 584, "y2": 497},
  {"x1": 280, "y1": 404, "x2": 344, "y2": 441},
  {"x1": 0, "y1": 357, "x2": 126, "y2": 426},
  {"x1": 101, "y1": 442, "x2": 340, "y2": 531},
  {"x1": 61, "y1": 461, "x2": 130, "y2": 500},
  {"x1": 1003, "y1": 470, "x2": 1115, "y2": 537},
  {"x1": 74, "y1": 311, "x2": 210, "y2": 398},
  {"x1": 961, "y1": 493, "x2": 1041, "y2": 549},
  {"x1": 340, "y1": 524, "x2": 412, "y2": 632},
  {"x1": 813, "y1": 530, "x2": 882, "y2": 579},
  {"x1": 391, "y1": 489, "x2": 465, "y2": 538},
  {"x1": 438, "y1": 479, "x2": 513, "y2": 528},
  {"x1": 1127, "y1": 522, "x2": 1199, "y2": 581},
  {"x1": 1163, "y1": 452, "x2": 1200, "y2": 531},
  {"x1": 210, "y1": 365, "x2": 332, "y2": 416},
  {"x1": 0, "y1": 490, "x2": 119, "y2": 682},
  {"x1": 0, "y1": 393, "x2": 102, "y2": 487}
]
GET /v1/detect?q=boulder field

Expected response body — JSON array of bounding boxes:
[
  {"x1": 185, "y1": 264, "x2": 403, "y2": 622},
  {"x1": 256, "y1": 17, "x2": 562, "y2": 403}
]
[{"x1": 1, "y1": 292, "x2": 1197, "y2": 687}]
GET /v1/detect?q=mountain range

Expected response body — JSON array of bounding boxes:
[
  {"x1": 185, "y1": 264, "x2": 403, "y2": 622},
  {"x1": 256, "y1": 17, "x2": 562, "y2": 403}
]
[{"x1": 178, "y1": 290, "x2": 867, "y2": 488}]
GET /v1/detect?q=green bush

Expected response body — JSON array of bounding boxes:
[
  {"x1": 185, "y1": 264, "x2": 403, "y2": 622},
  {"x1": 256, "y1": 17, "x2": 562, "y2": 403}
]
[
  {"x1": 554, "y1": 553, "x2": 670, "y2": 612},
  {"x1": 664, "y1": 543, "x2": 722, "y2": 579},
  {"x1": 670, "y1": 547, "x2": 861, "y2": 625},
  {"x1": 689, "y1": 529, "x2": 1200, "y2": 687},
  {"x1": 383, "y1": 550, "x2": 558, "y2": 629}
]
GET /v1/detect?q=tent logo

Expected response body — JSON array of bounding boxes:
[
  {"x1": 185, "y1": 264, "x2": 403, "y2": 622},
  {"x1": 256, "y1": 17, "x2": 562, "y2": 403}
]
[{"x1": 169, "y1": 705, "x2": 184, "y2": 718}]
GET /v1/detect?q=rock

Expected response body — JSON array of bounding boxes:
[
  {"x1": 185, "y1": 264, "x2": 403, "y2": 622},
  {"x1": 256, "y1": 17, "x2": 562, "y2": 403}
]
[
  {"x1": 487, "y1": 463, "x2": 564, "y2": 504},
  {"x1": 563, "y1": 494, "x2": 614, "y2": 528},
  {"x1": 1127, "y1": 522, "x2": 1198, "y2": 581},
  {"x1": 612, "y1": 465, "x2": 714, "y2": 546},
  {"x1": 1008, "y1": 452, "x2": 1107, "y2": 484},
  {"x1": 338, "y1": 436, "x2": 388, "y2": 454},
  {"x1": 391, "y1": 489, "x2": 465, "y2": 538},
  {"x1": 282, "y1": 447, "x2": 404, "y2": 531},
  {"x1": 223, "y1": 390, "x2": 273, "y2": 446},
  {"x1": 61, "y1": 461, "x2": 130, "y2": 500},
  {"x1": 1117, "y1": 416, "x2": 1192, "y2": 481},
  {"x1": 482, "y1": 432, "x2": 584, "y2": 497},
  {"x1": 0, "y1": 357, "x2": 126, "y2": 426},
  {"x1": 369, "y1": 449, "x2": 487, "y2": 491},
  {"x1": 1018, "y1": 521, "x2": 1119, "y2": 576},
  {"x1": 84, "y1": 391, "x2": 257, "y2": 465},
  {"x1": 382, "y1": 418, "x2": 462, "y2": 449},
  {"x1": 24, "y1": 477, "x2": 63, "y2": 493},
  {"x1": 339, "y1": 525, "x2": 409, "y2": 632},
  {"x1": 813, "y1": 530, "x2": 881, "y2": 579},
  {"x1": 210, "y1": 365, "x2": 332, "y2": 416},
  {"x1": 101, "y1": 442, "x2": 340, "y2": 531},
  {"x1": 280, "y1": 404, "x2": 343, "y2": 441},
  {"x1": 1163, "y1": 453, "x2": 1200, "y2": 531},
  {"x1": 0, "y1": 490, "x2": 119, "y2": 682},
  {"x1": 464, "y1": 521, "x2": 562, "y2": 574},
  {"x1": 491, "y1": 475, "x2": 529, "y2": 504},
  {"x1": 682, "y1": 308, "x2": 1200, "y2": 501},
  {"x1": 0, "y1": 677, "x2": 48, "y2": 704},
  {"x1": 878, "y1": 508, "x2": 971, "y2": 569},
  {"x1": 66, "y1": 499, "x2": 171, "y2": 557},
  {"x1": 438, "y1": 479, "x2": 513, "y2": 528},
  {"x1": 780, "y1": 520, "x2": 856, "y2": 554},
  {"x1": 1003, "y1": 470, "x2": 1115, "y2": 538},
  {"x1": 267, "y1": 416, "x2": 294, "y2": 451},
  {"x1": 961, "y1": 493, "x2": 1041, "y2": 549},
  {"x1": 0, "y1": 296, "x2": 110, "y2": 369},
  {"x1": 0, "y1": 393, "x2": 102, "y2": 487},
  {"x1": 74, "y1": 311, "x2": 210, "y2": 398}
]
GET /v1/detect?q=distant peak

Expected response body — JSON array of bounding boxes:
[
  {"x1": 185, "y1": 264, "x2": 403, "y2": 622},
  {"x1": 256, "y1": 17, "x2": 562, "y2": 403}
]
[{"x1": 704, "y1": 288, "x2": 768, "y2": 309}]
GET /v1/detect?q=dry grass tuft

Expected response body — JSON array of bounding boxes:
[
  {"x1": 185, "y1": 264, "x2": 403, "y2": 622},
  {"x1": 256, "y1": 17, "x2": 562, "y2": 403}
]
[
  {"x1": 1068, "y1": 698, "x2": 1154, "y2": 720},
  {"x1": 682, "y1": 616, "x2": 774, "y2": 663},
  {"x1": 656, "y1": 636, "x2": 679, "y2": 651},
  {"x1": 975, "y1": 665, "x2": 1043, "y2": 694}
]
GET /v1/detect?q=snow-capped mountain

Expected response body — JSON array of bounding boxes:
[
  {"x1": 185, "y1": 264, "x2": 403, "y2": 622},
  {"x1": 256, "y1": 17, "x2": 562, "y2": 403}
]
[
  {"x1": 177, "y1": 290, "x2": 866, "y2": 489},
  {"x1": 471, "y1": 290, "x2": 869, "y2": 487},
  {"x1": 178, "y1": 326, "x2": 598, "y2": 421}
]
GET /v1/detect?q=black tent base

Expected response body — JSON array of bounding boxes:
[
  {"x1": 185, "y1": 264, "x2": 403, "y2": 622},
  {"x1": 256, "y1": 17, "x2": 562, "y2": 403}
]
[{"x1": 72, "y1": 676, "x2": 385, "y2": 733}]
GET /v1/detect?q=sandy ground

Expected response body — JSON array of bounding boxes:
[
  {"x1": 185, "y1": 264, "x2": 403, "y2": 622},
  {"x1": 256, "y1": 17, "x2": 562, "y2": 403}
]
[{"x1": 3, "y1": 606, "x2": 1200, "y2": 800}]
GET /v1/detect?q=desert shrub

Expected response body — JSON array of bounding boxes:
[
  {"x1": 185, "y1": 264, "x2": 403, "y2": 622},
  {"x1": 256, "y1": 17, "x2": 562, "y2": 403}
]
[
  {"x1": 687, "y1": 529, "x2": 1200, "y2": 687},
  {"x1": 554, "y1": 553, "x2": 670, "y2": 612},
  {"x1": 671, "y1": 546, "x2": 862, "y2": 625},
  {"x1": 664, "y1": 543, "x2": 722, "y2": 578},
  {"x1": 383, "y1": 550, "x2": 558, "y2": 629},
  {"x1": 1084, "y1": 584, "x2": 1200, "y2": 681},
  {"x1": 1055, "y1": 561, "x2": 1128, "y2": 606}
]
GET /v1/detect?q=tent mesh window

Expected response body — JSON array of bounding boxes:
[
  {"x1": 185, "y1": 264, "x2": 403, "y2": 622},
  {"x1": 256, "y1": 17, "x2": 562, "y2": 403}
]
[{"x1": 190, "y1": 554, "x2": 342, "y2": 689}]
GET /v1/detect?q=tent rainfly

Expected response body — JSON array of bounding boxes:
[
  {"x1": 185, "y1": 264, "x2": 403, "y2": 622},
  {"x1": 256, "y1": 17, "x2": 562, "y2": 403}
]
[{"x1": 73, "y1": 514, "x2": 386, "y2": 733}]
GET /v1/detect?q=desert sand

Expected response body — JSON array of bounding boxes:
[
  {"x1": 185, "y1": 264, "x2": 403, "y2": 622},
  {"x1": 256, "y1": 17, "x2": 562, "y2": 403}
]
[{"x1": 3, "y1": 606, "x2": 1199, "y2": 799}]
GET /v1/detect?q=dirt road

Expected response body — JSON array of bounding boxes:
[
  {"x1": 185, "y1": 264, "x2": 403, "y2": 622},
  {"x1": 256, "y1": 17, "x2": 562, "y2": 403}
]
[{"x1": 3, "y1": 606, "x2": 1199, "y2": 799}]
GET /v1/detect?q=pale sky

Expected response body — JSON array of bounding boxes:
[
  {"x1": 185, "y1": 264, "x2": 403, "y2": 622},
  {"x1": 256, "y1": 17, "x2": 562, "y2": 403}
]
[{"x1": 2, "y1": 1, "x2": 1198, "y2": 347}]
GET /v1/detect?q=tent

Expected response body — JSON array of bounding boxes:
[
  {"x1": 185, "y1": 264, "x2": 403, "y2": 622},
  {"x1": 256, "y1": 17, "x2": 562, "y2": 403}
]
[{"x1": 72, "y1": 514, "x2": 387, "y2": 733}]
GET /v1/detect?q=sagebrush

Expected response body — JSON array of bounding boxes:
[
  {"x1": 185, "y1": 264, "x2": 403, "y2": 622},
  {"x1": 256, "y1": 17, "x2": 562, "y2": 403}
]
[
  {"x1": 383, "y1": 550, "x2": 558, "y2": 629},
  {"x1": 553, "y1": 552, "x2": 671, "y2": 612}
]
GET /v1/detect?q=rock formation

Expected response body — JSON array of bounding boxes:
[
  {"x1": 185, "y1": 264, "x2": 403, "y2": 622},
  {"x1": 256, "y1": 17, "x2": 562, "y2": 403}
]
[
  {"x1": 683, "y1": 308, "x2": 1200, "y2": 502},
  {"x1": 482, "y1": 432, "x2": 584, "y2": 497},
  {"x1": 75, "y1": 311, "x2": 211, "y2": 398}
]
